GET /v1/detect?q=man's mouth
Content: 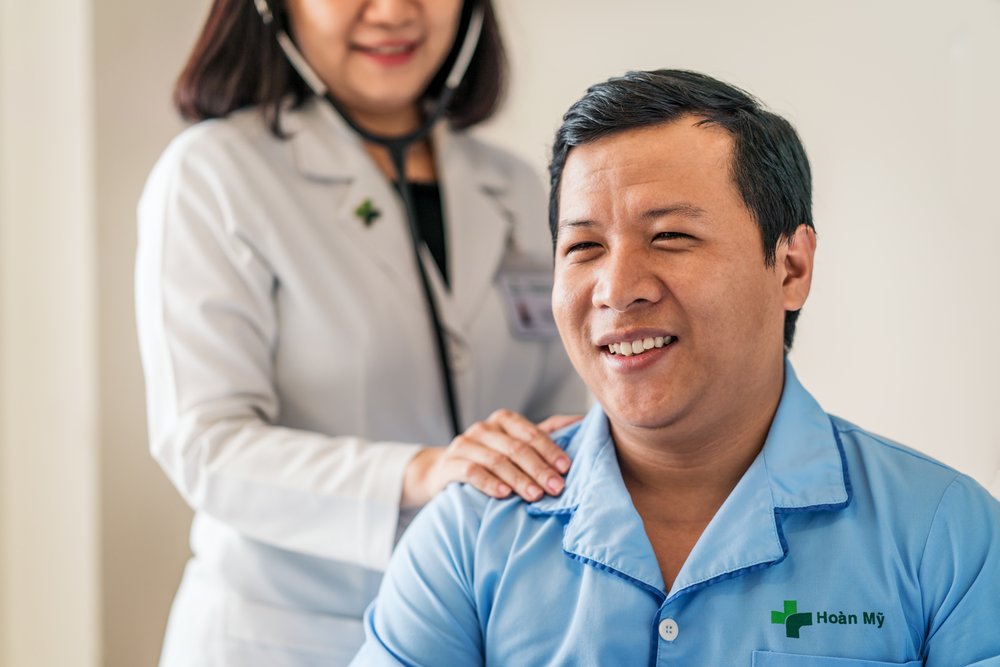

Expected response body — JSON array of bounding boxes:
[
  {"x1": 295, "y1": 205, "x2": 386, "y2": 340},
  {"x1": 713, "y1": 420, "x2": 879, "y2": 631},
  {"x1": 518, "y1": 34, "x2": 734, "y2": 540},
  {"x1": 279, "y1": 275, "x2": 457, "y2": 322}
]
[{"x1": 605, "y1": 336, "x2": 676, "y2": 357}]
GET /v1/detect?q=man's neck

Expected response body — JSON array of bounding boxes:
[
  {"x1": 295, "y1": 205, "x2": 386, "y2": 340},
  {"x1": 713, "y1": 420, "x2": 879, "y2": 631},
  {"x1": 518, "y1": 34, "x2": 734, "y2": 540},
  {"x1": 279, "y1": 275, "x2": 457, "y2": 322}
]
[
  {"x1": 613, "y1": 402, "x2": 775, "y2": 523},
  {"x1": 611, "y1": 376, "x2": 783, "y2": 589}
]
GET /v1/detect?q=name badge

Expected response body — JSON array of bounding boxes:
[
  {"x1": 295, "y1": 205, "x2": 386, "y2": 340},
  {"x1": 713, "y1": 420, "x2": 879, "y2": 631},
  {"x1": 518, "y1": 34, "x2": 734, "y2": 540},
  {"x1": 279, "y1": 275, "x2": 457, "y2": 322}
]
[{"x1": 496, "y1": 254, "x2": 560, "y2": 341}]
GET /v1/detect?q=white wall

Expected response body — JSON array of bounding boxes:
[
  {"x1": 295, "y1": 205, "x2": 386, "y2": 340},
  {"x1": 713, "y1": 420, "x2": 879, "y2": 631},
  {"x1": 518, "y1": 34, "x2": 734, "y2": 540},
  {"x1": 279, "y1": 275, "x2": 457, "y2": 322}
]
[{"x1": 0, "y1": 1, "x2": 997, "y2": 665}]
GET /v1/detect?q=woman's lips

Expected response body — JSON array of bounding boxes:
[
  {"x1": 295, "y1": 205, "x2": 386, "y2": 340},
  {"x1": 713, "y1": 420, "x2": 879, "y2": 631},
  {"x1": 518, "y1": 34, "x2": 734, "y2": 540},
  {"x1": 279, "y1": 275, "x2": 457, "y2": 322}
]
[{"x1": 354, "y1": 41, "x2": 418, "y2": 67}]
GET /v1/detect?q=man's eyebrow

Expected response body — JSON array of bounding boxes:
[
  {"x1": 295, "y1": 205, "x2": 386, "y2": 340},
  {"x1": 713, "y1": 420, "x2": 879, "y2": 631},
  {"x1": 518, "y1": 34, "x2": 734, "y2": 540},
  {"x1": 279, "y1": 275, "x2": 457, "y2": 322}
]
[
  {"x1": 557, "y1": 218, "x2": 596, "y2": 230},
  {"x1": 558, "y1": 203, "x2": 708, "y2": 231},
  {"x1": 641, "y1": 203, "x2": 708, "y2": 221}
]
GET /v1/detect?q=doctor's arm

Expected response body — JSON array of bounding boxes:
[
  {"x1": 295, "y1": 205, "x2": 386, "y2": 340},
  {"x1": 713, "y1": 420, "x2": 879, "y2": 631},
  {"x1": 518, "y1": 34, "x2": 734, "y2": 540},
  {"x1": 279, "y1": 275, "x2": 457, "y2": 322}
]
[
  {"x1": 136, "y1": 135, "x2": 573, "y2": 570},
  {"x1": 135, "y1": 140, "x2": 425, "y2": 570},
  {"x1": 351, "y1": 484, "x2": 487, "y2": 667}
]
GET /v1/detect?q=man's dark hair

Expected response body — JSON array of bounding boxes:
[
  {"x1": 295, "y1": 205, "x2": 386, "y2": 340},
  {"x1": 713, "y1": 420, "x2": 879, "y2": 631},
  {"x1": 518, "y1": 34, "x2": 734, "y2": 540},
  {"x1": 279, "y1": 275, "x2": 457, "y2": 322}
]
[
  {"x1": 548, "y1": 69, "x2": 813, "y2": 350},
  {"x1": 174, "y1": 0, "x2": 506, "y2": 137}
]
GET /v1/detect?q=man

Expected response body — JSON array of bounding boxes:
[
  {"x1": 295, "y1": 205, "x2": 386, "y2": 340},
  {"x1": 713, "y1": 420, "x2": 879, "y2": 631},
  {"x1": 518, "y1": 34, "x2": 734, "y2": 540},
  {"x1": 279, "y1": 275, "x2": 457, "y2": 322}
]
[{"x1": 350, "y1": 70, "x2": 1000, "y2": 666}]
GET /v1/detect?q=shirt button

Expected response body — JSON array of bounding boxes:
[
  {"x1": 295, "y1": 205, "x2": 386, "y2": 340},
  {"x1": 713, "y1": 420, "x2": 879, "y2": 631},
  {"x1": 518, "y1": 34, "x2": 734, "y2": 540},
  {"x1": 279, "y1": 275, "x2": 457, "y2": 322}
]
[{"x1": 658, "y1": 618, "x2": 679, "y2": 642}]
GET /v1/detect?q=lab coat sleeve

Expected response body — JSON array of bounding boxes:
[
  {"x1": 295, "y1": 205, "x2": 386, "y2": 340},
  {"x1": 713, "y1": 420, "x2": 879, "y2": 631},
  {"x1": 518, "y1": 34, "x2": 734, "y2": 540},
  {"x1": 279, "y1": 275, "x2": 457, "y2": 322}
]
[
  {"x1": 919, "y1": 475, "x2": 1000, "y2": 666},
  {"x1": 135, "y1": 132, "x2": 419, "y2": 570},
  {"x1": 350, "y1": 484, "x2": 486, "y2": 667}
]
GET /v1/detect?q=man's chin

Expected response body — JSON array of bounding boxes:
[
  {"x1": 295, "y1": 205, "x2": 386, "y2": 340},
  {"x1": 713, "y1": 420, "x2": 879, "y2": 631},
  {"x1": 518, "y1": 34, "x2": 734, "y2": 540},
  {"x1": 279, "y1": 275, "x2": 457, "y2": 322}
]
[{"x1": 602, "y1": 400, "x2": 688, "y2": 435}]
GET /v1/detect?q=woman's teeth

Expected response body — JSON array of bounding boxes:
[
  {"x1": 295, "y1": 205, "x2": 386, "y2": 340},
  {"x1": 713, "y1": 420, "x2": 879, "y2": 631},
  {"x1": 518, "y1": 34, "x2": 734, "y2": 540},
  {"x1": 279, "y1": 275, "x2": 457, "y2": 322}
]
[
  {"x1": 608, "y1": 336, "x2": 675, "y2": 357},
  {"x1": 365, "y1": 44, "x2": 413, "y2": 55}
]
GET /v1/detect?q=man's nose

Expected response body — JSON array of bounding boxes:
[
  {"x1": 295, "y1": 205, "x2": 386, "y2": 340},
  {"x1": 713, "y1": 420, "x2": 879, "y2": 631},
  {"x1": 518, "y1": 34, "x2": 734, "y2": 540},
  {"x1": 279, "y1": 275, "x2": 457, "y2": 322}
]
[{"x1": 591, "y1": 248, "x2": 664, "y2": 312}]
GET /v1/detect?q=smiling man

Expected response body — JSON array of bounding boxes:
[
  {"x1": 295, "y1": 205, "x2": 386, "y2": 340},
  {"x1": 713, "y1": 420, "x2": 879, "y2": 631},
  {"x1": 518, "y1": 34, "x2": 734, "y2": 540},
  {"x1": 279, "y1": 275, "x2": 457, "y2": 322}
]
[{"x1": 350, "y1": 70, "x2": 1000, "y2": 666}]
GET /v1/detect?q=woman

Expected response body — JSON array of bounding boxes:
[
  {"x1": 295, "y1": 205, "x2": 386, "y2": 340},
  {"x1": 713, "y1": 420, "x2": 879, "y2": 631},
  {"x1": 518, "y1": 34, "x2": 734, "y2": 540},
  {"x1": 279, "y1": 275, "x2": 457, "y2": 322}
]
[{"x1": 135, "y1": 0, "x2": 583, "y2": 665}]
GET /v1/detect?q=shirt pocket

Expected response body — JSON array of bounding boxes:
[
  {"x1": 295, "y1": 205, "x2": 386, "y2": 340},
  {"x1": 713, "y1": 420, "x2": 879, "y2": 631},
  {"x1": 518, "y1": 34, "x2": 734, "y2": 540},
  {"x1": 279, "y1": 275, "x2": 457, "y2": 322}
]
[{"x1": 752, "y1": 651, "x2": 922, "y2": 667}]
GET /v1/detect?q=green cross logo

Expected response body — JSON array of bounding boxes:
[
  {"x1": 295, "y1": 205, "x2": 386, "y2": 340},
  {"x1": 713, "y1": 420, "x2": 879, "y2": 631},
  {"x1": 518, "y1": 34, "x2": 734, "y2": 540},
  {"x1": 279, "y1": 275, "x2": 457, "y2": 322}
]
[
  {"x1": 355, "y1": 198, "x2": 381, "y2": 227},
  {"x1": 771, "y1": 600, "x2": 813, "y2": 639}
]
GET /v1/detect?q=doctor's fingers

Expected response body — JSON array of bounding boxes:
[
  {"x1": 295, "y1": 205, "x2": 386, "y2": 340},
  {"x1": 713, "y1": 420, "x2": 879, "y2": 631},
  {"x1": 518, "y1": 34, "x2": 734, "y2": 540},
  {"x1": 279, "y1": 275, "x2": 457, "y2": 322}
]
[
  {"x1": 459, "y1": 417, "x2": 568, "y2": 497},
  {"x1": 482, "y1": 409, "x2": 572, "y2": 476},
  {"x1": 446, "y1": 434, "x2": 550, "y2": 502}
]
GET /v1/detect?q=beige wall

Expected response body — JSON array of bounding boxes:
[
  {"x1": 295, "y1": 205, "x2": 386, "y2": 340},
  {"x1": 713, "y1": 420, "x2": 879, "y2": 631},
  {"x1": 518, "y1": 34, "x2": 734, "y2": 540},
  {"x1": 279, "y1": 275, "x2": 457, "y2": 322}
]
[
  {"x1": 1, "y1": 1, "x2": 997, "y2": 666},
  {"x1": 1, "y1": 1, "x2": 200, "y2": 666},
  {"x1": 1, "y1": 1, "x2": 100, "y2": 666},
  {"x1": 93, "y1": 1, "x2": 203, "y2": 665}
]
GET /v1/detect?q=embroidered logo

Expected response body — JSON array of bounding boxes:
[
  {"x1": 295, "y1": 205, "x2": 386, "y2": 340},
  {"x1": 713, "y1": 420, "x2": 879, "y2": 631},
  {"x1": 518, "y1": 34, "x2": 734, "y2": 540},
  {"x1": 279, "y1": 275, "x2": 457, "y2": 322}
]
[
  {"x1": 771, "y1": 600, "x2": 886, "y2": 639},
  {"x1": 355, "y1": 198, "x2": 381, "y2": 227}
]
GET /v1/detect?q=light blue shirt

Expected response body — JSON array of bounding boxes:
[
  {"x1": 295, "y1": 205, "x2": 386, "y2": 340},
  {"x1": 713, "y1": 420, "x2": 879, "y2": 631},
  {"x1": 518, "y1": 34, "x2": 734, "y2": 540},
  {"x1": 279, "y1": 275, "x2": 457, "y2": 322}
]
[{"x1": 352, "y1": 363, "x2": 1000, "y2": 666}]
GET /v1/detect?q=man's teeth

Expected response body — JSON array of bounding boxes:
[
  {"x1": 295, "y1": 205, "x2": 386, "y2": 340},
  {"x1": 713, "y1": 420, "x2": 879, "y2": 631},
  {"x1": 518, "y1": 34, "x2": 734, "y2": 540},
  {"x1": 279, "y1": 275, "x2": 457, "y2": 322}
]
[{"x1": 608, "y1": 336, "x2": 674, "y2": 356}]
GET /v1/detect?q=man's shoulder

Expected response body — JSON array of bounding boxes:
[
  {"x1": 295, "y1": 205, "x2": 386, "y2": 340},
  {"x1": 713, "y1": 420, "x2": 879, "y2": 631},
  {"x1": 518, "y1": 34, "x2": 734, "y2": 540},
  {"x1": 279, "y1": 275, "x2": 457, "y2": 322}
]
[
  {"x1": 829, "y1": 414, "x2": 999, "y2": 519},
  {"x1": 833, "y1": 415, "x2": 955, "y2": 480},
  {"x1": 403, "y1": 421, "x2": 592, "y2": 572},
  {"x1": 832, "y1": 414, "x2": 955, "y2": 471},
  {"x1": 412, "y1": 477, "x2": 560, "y2": 550}
]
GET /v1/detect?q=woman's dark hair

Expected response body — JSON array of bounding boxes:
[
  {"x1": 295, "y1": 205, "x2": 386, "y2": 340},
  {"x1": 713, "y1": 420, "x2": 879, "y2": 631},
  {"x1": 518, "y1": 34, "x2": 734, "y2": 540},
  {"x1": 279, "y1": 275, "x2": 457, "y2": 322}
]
[
  {"x1": 174, "y1": 0, "x2": 506, "y2": 136},
  {"x1": 548, "y1": 69, "x2": 814, "y2": 351}
]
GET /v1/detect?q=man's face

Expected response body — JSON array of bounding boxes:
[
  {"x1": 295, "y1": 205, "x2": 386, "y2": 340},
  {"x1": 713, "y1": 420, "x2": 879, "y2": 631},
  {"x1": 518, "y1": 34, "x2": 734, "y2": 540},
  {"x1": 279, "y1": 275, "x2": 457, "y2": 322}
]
[{"x1": 552, "y1": 117, "x2": 812, "y2": 441}]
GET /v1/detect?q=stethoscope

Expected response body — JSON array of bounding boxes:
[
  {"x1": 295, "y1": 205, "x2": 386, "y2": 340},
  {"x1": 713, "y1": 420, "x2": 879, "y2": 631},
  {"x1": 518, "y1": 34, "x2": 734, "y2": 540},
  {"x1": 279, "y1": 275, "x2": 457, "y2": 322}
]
[{"x1": 253, "y1": 0, "x2": 486, "y2": 437}]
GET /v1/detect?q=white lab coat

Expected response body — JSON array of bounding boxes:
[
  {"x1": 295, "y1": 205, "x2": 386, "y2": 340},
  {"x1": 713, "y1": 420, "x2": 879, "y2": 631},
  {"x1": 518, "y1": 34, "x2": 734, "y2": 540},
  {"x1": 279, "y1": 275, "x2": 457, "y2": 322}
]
[{"x1": 135, "y1": 98, "x2": 583, "y2": 666}]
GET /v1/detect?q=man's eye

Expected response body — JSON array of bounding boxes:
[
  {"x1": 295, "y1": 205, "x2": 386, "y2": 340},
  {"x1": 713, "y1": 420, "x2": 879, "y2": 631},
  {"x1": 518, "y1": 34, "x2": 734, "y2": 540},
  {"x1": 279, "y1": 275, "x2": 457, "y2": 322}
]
[
  {"x1": 655, "y1": 232, "x2": 691, "y2": 241},
  {"x1": 566, "y1": 241, "x2": 600, "y2": 254}
]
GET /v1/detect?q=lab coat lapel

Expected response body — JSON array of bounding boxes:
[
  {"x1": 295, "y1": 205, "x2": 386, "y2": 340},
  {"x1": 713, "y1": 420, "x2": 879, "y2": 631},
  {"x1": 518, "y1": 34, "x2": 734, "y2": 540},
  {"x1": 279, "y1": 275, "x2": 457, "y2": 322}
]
[
  {"x1": 287, "y1": 100, "x2": 422, "y2": 299},
  {"x1": 287, "y1": 102, "x2": 513, "y2": 336},
  {"x1": 434, "y1": 124, "x2": 511, "y2": 333}
]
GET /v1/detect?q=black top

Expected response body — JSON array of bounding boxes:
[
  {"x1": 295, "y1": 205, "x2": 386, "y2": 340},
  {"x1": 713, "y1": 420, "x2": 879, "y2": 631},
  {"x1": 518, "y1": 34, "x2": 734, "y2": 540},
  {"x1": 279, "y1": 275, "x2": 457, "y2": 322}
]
[{"x1": 404, "y1": 182, "x2": 448, "y2": 288}]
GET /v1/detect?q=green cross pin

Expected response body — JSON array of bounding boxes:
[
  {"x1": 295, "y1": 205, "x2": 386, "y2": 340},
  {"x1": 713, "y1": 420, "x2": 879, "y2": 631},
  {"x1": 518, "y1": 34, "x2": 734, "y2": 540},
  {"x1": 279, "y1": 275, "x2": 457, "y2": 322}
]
[{"x1": 354, "y1": 198, "x2": 381, "y2": 227}]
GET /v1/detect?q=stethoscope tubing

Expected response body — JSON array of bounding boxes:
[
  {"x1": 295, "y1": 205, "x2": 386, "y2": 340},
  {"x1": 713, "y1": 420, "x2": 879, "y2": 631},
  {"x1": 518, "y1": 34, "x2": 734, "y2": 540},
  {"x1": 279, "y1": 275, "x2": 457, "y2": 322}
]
[{"x1": 253, "y1": 0, "x2": 486, "y2": 437}]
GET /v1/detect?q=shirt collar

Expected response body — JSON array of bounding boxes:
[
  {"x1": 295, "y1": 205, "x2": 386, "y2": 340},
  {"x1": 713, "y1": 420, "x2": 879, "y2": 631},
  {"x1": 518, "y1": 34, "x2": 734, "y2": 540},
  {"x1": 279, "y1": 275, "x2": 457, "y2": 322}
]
[
  {"x1": 529, "y1": 360, "x2": 851, "y2": 600},
  {"x1": 529, "y1": 403, "x2": 666, "y2": 595}
]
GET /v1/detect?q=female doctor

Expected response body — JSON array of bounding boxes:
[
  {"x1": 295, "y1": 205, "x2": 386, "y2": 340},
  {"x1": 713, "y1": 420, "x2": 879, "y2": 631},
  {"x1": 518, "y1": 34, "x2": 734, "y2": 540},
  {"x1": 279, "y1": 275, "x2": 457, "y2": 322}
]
[{"x1": 134, "y1": 0, "x2": 583, "y2": 665}]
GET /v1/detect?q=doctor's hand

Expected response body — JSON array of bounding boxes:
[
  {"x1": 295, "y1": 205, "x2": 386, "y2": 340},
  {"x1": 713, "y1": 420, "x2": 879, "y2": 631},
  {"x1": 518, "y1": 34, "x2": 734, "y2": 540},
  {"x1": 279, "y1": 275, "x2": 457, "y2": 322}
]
[{"x1": 401, "y1": 409, "x2": 582, "y2": 508}]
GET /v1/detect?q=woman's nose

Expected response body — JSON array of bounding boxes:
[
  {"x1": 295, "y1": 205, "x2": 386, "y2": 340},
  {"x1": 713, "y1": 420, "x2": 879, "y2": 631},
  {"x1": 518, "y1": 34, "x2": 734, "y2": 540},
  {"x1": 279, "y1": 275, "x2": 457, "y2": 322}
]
[{"x1": 361, "y1": 0, "x2": 418, "y2": 27}]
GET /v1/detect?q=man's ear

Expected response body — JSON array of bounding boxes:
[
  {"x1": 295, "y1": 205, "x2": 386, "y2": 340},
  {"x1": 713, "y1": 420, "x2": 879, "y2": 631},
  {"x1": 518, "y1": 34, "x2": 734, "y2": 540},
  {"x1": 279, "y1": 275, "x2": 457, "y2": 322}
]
[{"x1": 779, "y1": 224, "x2": 816, "y2": 311}]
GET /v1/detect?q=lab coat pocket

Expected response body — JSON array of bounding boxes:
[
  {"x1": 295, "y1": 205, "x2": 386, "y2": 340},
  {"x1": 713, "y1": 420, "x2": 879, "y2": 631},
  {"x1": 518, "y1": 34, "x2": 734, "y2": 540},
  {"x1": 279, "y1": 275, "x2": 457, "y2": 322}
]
[
  {"x1": 751, "y1": 651, "x2": 922, "y2": 667},
  {"x1": 223, "y1": 594, "x2": 365, "y2": 664}
]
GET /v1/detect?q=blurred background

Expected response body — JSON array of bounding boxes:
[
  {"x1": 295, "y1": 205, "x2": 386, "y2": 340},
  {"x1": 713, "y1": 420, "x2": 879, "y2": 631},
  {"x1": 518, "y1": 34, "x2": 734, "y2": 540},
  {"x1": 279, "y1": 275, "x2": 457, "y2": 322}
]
[{"x1": 1, "y1": 0, "x2": 997, "y2": 665}]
